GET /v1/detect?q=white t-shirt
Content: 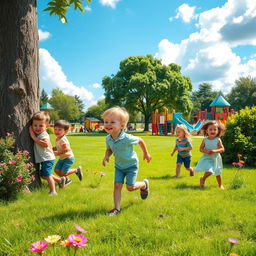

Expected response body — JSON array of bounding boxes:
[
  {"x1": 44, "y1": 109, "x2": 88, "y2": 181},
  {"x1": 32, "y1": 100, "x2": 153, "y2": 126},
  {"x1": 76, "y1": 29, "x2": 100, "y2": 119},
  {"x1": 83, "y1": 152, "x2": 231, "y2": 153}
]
[
  {"x1": 56, "y1": 135, "x2": 74, "y2": 160},
  {"x1": 34, "y1": 131, "x2": 55, "y2": 163}
]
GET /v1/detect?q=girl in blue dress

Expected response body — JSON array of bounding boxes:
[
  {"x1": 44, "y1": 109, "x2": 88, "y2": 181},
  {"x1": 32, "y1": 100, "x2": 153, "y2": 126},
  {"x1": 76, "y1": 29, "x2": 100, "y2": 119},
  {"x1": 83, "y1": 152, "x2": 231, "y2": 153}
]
[{"x1": 195, "y1": 120, "x2": 225, "y2": 189}]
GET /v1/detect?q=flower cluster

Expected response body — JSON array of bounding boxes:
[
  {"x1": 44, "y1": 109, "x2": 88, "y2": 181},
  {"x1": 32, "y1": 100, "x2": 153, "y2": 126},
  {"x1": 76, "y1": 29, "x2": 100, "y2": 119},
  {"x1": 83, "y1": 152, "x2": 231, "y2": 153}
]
[
  {"x1": 29, "y1": 225, "x2": 88, "y2": 255},
  {"x1": 0, "y1": 134, "x2": 35, "y2": 200},
  {"x1": 232, "y1": 154, "x2": 246, "y2": 167},
  {"x1": 230, "y1": 154, "x2": 246, "y2": 190},
  {"x1": 89, "y1": 170, "x2": 106, "y2": 188},
  {"x1": 227, "y1": 238, "x2": 239, "y2": 255}
]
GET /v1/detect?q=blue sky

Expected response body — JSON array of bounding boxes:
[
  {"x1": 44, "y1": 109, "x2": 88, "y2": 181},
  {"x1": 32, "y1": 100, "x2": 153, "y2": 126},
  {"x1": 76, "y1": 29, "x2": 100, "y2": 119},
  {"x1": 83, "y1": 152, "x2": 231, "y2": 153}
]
[{"x1": 38, "y1": 0, "x2": 256, "y2": 110}]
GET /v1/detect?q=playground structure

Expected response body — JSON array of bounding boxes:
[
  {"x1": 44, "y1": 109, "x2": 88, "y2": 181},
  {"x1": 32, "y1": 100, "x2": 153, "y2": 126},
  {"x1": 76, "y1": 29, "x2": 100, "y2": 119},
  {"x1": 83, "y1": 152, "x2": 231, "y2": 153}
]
[
  {"x1": 152, "y1": 95, "x2": 233, "y2": 135},
  {"x1": 84, "y1": 117, "x2": 100, "y2": 131},
  {"x1": 152, "y1": 108, "x2": 204, "y2": 135},
  {"x1": 194, "y1": 95, "x2": 234, "y2": 123}
]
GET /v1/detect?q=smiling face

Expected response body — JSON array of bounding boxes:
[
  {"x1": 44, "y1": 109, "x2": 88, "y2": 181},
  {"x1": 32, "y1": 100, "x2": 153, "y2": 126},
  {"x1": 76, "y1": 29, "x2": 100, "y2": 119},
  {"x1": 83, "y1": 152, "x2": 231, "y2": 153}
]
[
  {"x1": 31, "y1": 119, "x2": 47, "y2": 135},
  {"x1": 176, "y1": 128, "x2": 185, "y2": 140},
  {"x1": 206, "y1": 124, "x2": 219, "y2": 139},
  {"x1": 54, "y1": 126, "x2": 67, "y2": 139},
  {"x1": 103, "y1": 113, "x2": 124, "y2": 138}
]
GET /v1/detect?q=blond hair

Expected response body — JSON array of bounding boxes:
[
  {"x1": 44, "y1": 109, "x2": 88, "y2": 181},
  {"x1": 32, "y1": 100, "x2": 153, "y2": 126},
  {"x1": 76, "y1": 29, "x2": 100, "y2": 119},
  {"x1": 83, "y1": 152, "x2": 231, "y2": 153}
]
[
  {"x1": 101, "y1": 106, "x2": 129, "y2": 127},
  {"x1": 176, "y1": 124, "x2": 191, "y2": 141},
  {"x1": 31, "y1": 111, "x2": 50, "y2": 124}
]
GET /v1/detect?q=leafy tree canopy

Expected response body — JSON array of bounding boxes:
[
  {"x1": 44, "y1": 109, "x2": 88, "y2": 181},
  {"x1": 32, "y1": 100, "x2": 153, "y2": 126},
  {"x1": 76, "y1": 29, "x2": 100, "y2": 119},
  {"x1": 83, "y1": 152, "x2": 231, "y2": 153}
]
[
  {"x1": 49, "y1": 89, "x2": 80, "y2": 121},
  {"x1": 85, "y1": 99, "x2": 106, "y2": 121},
  {"x1": 102, "y1": 55, "x2": 193, "y2": 130},
  {"x1": 40, "y1": 89, "x2": 49, "y2": 106},
  {"x1": 44, "y1": 0, "x2": 91, "y2": 23},
  {"x1": 226, "y1": 76, "x2": 256, "y2": 111},
  {"x1": 191, "y1": 83, "x2": 219, "y2": 111}
]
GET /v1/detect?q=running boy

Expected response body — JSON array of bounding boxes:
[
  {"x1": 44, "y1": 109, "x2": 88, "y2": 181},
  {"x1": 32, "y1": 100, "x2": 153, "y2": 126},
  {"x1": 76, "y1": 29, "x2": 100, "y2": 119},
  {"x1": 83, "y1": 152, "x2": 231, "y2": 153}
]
[
  {"x1": 53, "y1": 120, "x2": 83, "y2": 186},
  {"x1": 102, "y1": 107, "x2": 152, "y2": 216}
]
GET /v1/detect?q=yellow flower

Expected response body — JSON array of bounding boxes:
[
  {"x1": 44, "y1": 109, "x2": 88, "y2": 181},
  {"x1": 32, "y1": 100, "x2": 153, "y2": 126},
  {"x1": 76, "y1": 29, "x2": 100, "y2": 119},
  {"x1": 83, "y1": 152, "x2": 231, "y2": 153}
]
[
  {"x1": 44, "y1": 235, "x2": 61, "y2": 244},
  {"x1": 239, "y1": 160, "x2": 244, "y2": 164},
  {"x1": 229, "y1": 253, "x2": 239, "y2": 256}
]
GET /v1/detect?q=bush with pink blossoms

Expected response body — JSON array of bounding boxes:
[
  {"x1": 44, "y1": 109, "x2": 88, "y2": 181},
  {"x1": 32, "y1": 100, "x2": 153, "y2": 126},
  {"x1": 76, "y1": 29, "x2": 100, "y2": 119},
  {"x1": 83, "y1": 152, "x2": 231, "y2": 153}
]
[{"x1": 0, "y1": 134, "x2": 35, "y2": 200}]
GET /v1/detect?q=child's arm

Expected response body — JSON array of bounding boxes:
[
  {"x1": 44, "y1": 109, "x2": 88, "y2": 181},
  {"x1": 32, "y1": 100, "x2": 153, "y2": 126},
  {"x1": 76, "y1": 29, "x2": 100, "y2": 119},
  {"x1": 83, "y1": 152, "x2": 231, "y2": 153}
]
[
  {"x1": 211, "y1": 139, "x2": 225, "y2": 154},
  {"x1": 29, "y1": 126, "x2": 49, "y2": 148},
  {"x1": 138, "y1": 138, "x2": 152, "y2": 163},
  {"x1": 102, "y1": 148, "x2": 112, "y2": 166},
  {"x1": 199, "y1": 140, "x2": 211, "y2": 154},
  {"x1": 171, "y1": 146, "x2": 177, "y2": 156},
  {"x1": 54, "y1": 144, "x2": 70, "y2": 156}
]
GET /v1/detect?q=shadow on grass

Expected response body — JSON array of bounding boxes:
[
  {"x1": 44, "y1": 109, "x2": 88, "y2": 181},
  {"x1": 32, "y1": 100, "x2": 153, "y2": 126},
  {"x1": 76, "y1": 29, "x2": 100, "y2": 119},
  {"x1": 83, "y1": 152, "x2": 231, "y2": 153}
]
[
  {"x1": 175, "y1": 183, "x2": 205, "y2": 190},
  {"x1": 148, "y1": 175, "x2": 174, "y2": 180},
  {"x1": 40, "y1": 202, "x2": 138, "y2": 221}
]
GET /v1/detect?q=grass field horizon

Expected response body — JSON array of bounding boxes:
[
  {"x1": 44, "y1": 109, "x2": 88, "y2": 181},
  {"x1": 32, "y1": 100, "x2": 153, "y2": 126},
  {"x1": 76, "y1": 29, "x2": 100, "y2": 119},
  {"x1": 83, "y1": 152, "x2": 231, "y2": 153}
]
[{"x1": 0, "y1": 134, "x2": 255, "y2": 256}]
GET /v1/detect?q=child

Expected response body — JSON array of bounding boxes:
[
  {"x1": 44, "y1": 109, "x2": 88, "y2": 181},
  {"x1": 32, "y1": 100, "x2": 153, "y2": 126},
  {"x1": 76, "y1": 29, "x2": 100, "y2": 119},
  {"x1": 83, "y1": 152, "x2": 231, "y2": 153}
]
[
  {"x1": 102, "y1": 107, "x2": 152, "y2": 216},
  {"x1": 195, "y1": 120, "x2": 225, "y2": 189},
  {"x1": 171, "y1": 124, "x2": 194, "y2": 177},
  {"x1": 53, "y1": 120, "x2": 83, "y2": 186},
  {"x1": 29, "y1": 111, "x2": 60, "y2": 195}
]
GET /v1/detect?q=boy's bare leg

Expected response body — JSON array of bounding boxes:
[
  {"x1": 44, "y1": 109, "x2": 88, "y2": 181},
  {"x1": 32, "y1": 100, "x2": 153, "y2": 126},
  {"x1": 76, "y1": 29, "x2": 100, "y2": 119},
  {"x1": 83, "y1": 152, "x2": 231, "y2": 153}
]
[
  {"x1": 44, "y1": 176, "x2": 56, "y2": 193},
  {"x1": 175, "y1": 164, "x2": 181, "y2": 178},
  {"x1": 126, "y1": 181, "x2": 146, "y2": 191},
  {"x1": 114, "y1": 183, "x2": 123, "y2": 210},
  {"x1": 187, "y1": 167, "x2": 194, "y2": 176}
]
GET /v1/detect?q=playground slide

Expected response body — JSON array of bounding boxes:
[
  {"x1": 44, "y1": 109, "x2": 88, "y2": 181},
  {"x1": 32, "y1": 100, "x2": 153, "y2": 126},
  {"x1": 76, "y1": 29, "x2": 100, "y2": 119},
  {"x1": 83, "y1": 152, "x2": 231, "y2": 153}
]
[{"x1": 173, "y1": 116, "x2": 204, "y2": 133}]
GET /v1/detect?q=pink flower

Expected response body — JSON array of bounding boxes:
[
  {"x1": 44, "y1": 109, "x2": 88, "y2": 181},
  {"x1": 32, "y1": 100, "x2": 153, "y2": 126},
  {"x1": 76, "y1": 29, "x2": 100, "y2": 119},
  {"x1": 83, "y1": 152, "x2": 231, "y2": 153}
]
[
  {"x1": 0, "y1": 163, "x2": 5, "y2": 166},
  {"x1": 16, "y1": 154, "x2": 22, "y2": 159},
  {"x1": 16, "y1": 176, "x2": 23, "y2": 182},
  {"x1": 100, "y1": 172, "x2": 106, "y2": 176},
  {"x1": 67, "y1": 234, "x2": 87, "y2": 247},
  {"x1": 29, "y1": 241, "x2": 48, "y2": 253},
  {"x1": 75, "y1": 225, "x2": 87, "y2": 234},
  {"x1": 237, "y1": 162, "x2": 243, "y2": 167},
  {"x1": 228, "y1": 238, "x2": 239, "y2": 245},
  {"x1": 232, "y1": 162, "x2": 237, "y2": 166},
  {"x1": 31, "y1": 175, "x2": 36, "y2": 181},
  {"x1": 6, "y1": 132, "x2": 13, "y2": 137},
  {"x1": 9, "y1": 160, "x2": 16, "y2": 165},
  {"x1": 23, "y1": 150, "x2": 29, "y2": 155}
]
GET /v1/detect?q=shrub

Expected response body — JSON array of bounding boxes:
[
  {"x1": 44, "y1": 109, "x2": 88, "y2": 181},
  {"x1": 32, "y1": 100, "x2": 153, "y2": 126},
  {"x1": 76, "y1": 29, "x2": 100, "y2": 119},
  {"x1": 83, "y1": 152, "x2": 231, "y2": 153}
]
[
  {"x1": 0, "y1": 134, "x2": 35, "y2": 201},
  {"x1": 46, "y1": 127, "x2": 54, "y2": 134},
  {"x1": 222, "y1": 106, "x2": 256, "y2": 166}
]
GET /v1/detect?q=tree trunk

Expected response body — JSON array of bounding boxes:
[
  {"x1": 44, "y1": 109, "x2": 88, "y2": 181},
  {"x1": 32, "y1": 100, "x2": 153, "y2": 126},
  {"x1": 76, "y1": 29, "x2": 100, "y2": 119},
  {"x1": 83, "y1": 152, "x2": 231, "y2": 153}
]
[
  {"x1": 144, "y1": 114, "x2": 151, "y2": 131},
  {"x1": 0, "y1": 0, "x2": 40, "y2": 186}
]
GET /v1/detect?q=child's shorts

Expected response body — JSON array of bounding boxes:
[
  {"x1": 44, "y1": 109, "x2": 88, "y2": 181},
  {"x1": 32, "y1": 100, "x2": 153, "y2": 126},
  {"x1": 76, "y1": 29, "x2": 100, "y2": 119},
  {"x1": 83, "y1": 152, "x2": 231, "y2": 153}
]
[
  {"x1": 177, "y1": 155, "x2": 191, "y2": 169},
  {"x1": 40, "y1": 160, "x2": 55, "y2": 177},
  {"x1": 114, "y1": 165, "x2": 138, "y2": 186},
  {"x1": 55, "y1": 157, "x2": 75, "y2": 173}
]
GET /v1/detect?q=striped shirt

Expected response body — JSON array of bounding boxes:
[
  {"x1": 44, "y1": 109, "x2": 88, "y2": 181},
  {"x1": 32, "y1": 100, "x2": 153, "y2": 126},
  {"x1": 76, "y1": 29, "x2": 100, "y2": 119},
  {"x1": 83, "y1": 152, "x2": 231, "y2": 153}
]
[{"x1": 176, "y1": 138, "x2": 192, "y2": 157}]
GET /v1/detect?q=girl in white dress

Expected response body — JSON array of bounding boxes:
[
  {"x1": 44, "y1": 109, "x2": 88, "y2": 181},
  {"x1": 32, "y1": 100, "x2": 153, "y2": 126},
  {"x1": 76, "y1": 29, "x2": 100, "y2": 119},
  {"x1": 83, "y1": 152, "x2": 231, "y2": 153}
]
[{"x1": 195, "y1": 120, "x2": 225, "y2": 189}]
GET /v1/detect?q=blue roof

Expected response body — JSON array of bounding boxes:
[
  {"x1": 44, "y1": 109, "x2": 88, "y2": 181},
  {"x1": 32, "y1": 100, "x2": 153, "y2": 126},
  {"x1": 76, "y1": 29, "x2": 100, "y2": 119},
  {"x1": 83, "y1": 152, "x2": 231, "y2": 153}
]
[
  {"x1": 210, "y1": 95, "x2": 230, "y2": 107},
  {"x1": 40, "y1": 102, "x2": 53, "y2": 110}
]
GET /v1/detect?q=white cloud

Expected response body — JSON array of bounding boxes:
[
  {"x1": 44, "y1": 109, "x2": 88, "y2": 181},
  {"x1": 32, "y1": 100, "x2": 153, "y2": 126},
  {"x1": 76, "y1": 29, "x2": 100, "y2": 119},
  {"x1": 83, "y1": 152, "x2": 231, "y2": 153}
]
[
  {"x1": 91, "y1": 83, "x2": 101, "y2": 88},
  {"x1": 156, "y1": 0, "x2": 256, "y2": 93},
  {"x1": 39, "y1": 48, "x2": 96, "y2": 109},
  {"x1": 169, "y1": 3, "x2": 197, "y2": 23},
  {"x1": 38, "y1": 29, "x2": 51, "y2": 41},
  {"x1": 84, "y1": 6, "x2": 92, "y2": 12},
  {"x1": 99, "y1": 0, "x2": 121, "y2": 8}
]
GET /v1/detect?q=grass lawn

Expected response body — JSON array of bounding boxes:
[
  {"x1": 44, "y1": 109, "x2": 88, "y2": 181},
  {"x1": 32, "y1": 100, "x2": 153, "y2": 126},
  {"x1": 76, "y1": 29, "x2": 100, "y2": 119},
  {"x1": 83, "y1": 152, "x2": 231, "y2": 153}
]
[{"x1": 0, "y1": 134, "x2": 256, "y2": 256}]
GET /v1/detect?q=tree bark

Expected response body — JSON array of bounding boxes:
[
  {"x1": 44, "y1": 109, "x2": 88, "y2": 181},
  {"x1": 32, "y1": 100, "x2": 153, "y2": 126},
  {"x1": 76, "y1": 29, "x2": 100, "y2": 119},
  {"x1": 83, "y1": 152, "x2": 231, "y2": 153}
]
[
  {"x1": 0, "y1": 0, "x2": 40, "y2": 186},
  {"x1": 144, "y1": 114, "x2": 151, "y2": 131}
]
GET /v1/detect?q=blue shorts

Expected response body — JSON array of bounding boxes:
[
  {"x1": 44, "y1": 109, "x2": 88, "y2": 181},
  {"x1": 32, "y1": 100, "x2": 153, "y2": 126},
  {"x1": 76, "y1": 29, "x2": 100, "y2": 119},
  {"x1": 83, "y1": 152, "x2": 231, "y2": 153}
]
[
  {"x1": 114, "y1": 165, "x2": 138, "y2": 186},
  {"x1": 177, "y1": 155, "x2": 191, "y2": 169},
  {"x1": 40, "y1": 160, "x2": 55, "y2": 177},
  {"x1": 55, "y1": 157, "x2": 75, "y2": 173}
]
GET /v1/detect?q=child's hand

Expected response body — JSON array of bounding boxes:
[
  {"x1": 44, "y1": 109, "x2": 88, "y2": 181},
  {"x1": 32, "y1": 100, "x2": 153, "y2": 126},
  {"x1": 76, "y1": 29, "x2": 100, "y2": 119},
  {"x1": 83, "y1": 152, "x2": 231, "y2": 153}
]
[
  {"x1": 29, "y1": 126, "x2": 34, "y2": 137},
  {"x1": 102, "y1": 156, "x2": 109, "y2": 166},
  {"x1": 52, "y1": 146, "x2": 57, "y2": 151},
  {"x1": 144, "y1": 153, "x2": 152, "y2": 163}
]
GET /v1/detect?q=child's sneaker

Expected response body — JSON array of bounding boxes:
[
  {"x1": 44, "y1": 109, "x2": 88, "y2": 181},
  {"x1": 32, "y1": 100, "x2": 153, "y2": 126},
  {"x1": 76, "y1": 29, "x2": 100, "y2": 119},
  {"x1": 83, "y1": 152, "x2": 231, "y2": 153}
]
[
  {"x1": 48, "y1": 191, "x2": 58, "y2": 196},
  {"x1": 58, "y1": 177, "x2": 66, "y2": 188},
  {"x1": 65, "y1": 178, "x2": 72, "y2": 186},
  {"x1": 76, "y1": 166, "x2": 83, "y2": 181},
  {"x1": 140, "y1": 179, "x2": 149, "y2": 200},
  {"x1": 106, "y1": 208, "x2": 121, "y2": 216}
]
